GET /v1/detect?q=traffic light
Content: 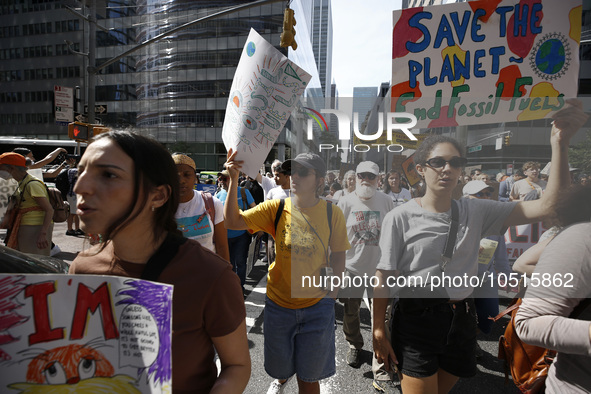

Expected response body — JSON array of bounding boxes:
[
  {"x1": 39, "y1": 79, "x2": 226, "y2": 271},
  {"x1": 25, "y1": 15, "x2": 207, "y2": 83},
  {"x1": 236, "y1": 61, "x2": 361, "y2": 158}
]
[
  {"x1": 280, "y1": 7, "x2": 297, "y2": 50},
  {"x1": 68, "y1": 122, "x2": 111, "y2": 141},
  {"x1": 92, "y1": 126, "x2": 111, "y2": 136},
  {"x1": 504, "y1": 135, "x2": 510, "y2": 146},
  {"x1": 68, "y1": 122, "x2": 90, "y2": 141}
]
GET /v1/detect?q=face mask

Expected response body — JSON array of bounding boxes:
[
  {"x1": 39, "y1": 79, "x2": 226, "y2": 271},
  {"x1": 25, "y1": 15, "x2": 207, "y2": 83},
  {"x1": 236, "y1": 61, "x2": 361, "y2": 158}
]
[{"x1": 0, "y1": 170, "x2": 12, "y2": 180}]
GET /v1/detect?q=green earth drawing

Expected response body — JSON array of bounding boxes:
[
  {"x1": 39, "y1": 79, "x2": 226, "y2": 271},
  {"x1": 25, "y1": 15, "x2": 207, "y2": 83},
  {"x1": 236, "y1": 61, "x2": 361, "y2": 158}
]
[
  {"x1": 246, "y1": 42, "x2": 256, "y2": 57},
  {"x1": 534, "y1": 39, "x2": 565, "y2": 75}
]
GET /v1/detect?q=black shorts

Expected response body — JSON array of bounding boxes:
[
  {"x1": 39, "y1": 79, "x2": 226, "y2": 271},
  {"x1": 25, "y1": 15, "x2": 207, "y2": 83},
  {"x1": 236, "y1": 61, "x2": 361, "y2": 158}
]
[{"x1": 391, "y1": 298, "x2": 478, "y2": 378}]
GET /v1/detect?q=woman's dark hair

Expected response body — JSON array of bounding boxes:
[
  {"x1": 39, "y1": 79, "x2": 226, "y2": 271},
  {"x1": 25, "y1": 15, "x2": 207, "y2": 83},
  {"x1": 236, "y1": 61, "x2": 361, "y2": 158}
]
[
  {"x1": 413, "y1": 135, "x2": 465, "y2": 166},
  {"x1": 13, "y1": 147, "x2": 31, "y2": 156},
  {"x1": 383, "y1": 170, "x2": 403, "y2": 193},
  {"x1": 92, "y1": 131, "x2": 181, "y2": 245},
  {"x1": 552, "y1": 183, "x2": 591, "y2": 227}
]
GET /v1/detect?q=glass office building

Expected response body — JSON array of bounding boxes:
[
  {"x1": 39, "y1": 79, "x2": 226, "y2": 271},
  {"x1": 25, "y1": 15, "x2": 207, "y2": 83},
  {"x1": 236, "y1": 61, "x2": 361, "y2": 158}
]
[{"x1": 0, "y1": 0, "x2": 323, "y2": 171}]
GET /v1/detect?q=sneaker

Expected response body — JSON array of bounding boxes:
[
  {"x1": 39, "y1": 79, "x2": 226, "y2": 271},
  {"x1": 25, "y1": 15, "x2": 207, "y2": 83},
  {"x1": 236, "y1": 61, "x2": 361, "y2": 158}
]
[
  {"x1": 266, "y1": 378, "x2": 290, "y2": 394},
  {"x1": 75, "y1": 229, "x2": 85, "y2": 236},
  {"x1": 346, "y1": 347, "x2": 361, "y2": 368},
  {"x1": 373, "y1": 379, "x2": 401, "y2": 393},
  {"x1": 50, "y1": 244, "x2": 61, "y2": 257},
  {"x1": 66, "y1": 230, "x2": 76, "y2": 236}
]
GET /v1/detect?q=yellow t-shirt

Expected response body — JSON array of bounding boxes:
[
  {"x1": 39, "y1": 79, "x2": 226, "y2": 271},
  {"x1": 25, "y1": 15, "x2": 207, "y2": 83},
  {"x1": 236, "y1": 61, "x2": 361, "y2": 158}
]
[
  {"x1": 242, "y1": 198, "x2": 350, "y2": 309},
  {"x1": 18, "y1": 174, "x2": 50, "y2": 226}
]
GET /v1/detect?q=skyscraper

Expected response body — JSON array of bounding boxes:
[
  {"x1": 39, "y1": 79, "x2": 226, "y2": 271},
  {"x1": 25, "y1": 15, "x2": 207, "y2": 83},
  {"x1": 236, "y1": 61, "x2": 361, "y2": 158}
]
[
  {"x1": 311, "y1": 0, "x2": 333, "y2": 99},
  {"x1": 352, "y1": 86, "x2": 377, "y2": 131}
]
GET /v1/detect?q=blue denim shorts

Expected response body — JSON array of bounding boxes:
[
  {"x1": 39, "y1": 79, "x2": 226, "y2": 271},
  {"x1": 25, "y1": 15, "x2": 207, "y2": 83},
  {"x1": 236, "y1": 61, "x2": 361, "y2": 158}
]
[{"x1": 264, "y1": 296, "x2": 336, "y2": 382}]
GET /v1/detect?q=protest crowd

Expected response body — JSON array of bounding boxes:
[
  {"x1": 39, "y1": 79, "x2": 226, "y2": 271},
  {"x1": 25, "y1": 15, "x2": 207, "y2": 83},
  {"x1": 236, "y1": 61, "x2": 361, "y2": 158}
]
[{"x1": 1, "y1": 98, "x2": 590, "y2": 394}]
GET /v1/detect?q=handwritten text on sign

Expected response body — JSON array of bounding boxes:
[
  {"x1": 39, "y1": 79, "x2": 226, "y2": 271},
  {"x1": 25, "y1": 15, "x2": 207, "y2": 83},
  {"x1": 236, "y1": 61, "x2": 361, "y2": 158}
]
[
  {"x1": 0, "y1": 274, "x2": 173, "y2": 393},
  {"x1": 222, "y1": 28, "x2": 311, "y2": 178}
]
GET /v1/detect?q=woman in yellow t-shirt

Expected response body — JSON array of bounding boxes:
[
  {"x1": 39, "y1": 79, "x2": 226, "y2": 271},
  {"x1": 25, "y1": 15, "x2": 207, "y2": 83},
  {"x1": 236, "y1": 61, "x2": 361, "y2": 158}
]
[
  {"x1": 223, "y1": 150, "x2": 350, "y2": 394},
  {"x1": 0, "y1": 152, "x2": 53, "y2": 255}
]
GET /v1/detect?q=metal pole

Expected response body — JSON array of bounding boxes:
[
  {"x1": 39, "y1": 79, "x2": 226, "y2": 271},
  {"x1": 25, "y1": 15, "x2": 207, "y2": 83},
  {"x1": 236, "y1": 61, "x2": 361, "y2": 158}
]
[{"x1": 87, "y1": 0, "x2": 96, "y2": 124}]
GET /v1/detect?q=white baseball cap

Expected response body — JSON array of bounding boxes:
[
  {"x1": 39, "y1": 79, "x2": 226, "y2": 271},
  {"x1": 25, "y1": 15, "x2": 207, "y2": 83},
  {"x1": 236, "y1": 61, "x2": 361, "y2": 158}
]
[
  {"x1": 356, "y1": 161, "x2": 379, "y2": 175},
  {"x1": 463, "y1": 180, "x2": 493, "y2": 196}
]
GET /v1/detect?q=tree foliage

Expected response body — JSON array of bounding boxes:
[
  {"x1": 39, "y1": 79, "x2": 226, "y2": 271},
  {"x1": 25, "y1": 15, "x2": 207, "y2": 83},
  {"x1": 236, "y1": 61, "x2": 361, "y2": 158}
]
[{"x1": 569, "y1": 130, "x2": 591, "y2": 175}]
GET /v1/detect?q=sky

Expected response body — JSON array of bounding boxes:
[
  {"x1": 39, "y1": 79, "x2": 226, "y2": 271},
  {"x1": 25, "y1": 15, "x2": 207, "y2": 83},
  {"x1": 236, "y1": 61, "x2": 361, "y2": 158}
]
[{"x1": 331, "y1": 0, "x2": 403, "y2": 97}]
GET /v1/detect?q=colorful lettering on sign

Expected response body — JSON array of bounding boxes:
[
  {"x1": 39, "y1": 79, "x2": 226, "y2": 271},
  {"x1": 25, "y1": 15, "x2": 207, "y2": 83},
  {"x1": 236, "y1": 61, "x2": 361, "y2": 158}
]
[
  {"x1": 25, "y1": 281, "x2": 118, "y2": 346},
  {"x1": 391, "y1": 0, "x2": 579, "y2": 128}
]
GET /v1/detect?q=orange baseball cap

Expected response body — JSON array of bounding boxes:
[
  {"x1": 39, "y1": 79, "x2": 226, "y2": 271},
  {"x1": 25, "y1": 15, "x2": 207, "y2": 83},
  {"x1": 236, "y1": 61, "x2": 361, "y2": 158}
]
[{"x1": 0, "y1": 152, "x2": 27, "y2": 167}]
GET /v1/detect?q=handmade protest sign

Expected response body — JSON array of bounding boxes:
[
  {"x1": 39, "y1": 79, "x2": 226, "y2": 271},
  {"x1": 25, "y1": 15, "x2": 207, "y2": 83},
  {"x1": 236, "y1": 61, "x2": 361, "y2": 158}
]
[
  {"x1": 504, "y1": 222, "x2": 549, "y2": 260},
  {"x1": 391, "y1": 0, "x2": 582, "y2": 128},
  {"x1": 0, "y1": 274, "x2": 173, "y2": 393},
  {"x1": 222, "y1": 28, "x2": 312, "y2": 178}
]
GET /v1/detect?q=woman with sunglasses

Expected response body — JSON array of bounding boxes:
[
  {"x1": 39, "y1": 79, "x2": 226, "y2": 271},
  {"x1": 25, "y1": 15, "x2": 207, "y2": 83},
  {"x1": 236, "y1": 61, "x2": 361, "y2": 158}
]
[
  {"x1": 372, "y1": 100, "x2": 588, "y2": 394},
  {"x1": 383, "y1": 170, "x2": 412, "y2": 207},
  {"x1": 223, "y1": 149, "x2": 350, "y2": 394}
]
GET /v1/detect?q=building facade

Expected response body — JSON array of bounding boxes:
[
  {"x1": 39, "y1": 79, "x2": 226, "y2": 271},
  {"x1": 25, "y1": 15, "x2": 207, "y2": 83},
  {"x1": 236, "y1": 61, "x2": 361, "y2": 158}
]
[{"x1": 0, "y1": 0, "x2": 324, "y2": 172}]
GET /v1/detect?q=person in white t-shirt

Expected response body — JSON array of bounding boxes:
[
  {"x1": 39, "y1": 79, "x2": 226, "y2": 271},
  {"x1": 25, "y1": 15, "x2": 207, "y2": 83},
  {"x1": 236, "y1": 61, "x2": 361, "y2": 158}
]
[
  {"x1": 337, "y1": 161, "x2": 397, "y2": 392},
  {"x1": 383, "y1": 170, "x2": 412, "y2": 207},
  {"x1": 172, "y1": 154, "x2": 229, "y2": 261},
  {"x1": 266, "y1": 162, "x2": 291, "y2": 200},
  {"x1": 258, "y1": 159, "x2": 279, "y2": 199}
]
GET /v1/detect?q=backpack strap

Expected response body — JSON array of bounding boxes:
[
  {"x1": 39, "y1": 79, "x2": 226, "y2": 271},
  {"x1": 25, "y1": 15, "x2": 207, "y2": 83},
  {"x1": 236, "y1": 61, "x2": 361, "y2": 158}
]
[
  {"x1": 201, "y1": 192, "x2": 215, "y2": 222},
  {"x1": 274, "y1": 199, "x2": 332, "y2": 242},
  {"x1": 19, "y1": 178, "x2": 47, "y2": 202},
  {"x1": 326, "y1": 200, "x2": 333, "y2": 244},
  {"x1": 274, "y1": 199, "x2": 285, "y2": 234},
  {"x1": 141, "y1": 233, "x2": 188, "y2": 282}
]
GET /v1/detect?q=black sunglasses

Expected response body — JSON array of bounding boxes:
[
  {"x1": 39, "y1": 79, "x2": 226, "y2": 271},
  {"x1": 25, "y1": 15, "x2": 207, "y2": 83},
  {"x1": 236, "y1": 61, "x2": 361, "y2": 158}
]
[
  {"x1": 424, "y1": 156, "x2": 468, "y2": 169},
  {"x1": 475, "y1": 191, "x2": 492, "y2": 198},
  {"x1": 357, "y1": 172, "x2": 377, "y2": 181},
  {"x1": 292, "y1": 166, "x2": 313, "y2": 177}
]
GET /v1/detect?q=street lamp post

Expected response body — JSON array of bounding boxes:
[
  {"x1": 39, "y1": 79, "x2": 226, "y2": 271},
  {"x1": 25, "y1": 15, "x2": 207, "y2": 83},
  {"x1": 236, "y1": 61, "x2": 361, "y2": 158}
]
[{"x1": 87, "y1": 0, "x2": 96, "y2": 124}]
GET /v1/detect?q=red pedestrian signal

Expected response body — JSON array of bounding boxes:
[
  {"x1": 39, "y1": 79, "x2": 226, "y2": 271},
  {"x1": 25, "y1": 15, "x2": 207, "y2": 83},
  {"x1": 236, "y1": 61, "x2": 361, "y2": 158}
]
[
  {"x1": 68, "y1": 122, "x2": 90, "y2": 141},
  {"x1": 68, "y1": 122, "x2": 111, "y2": 141}
]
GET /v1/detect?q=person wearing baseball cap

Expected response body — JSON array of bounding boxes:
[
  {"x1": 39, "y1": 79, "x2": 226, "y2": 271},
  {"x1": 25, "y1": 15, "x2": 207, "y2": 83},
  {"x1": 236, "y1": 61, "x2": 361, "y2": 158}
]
[
  {"x1": 172, "y1": 153, "x2": 229, "y2": 261},
  {"x1": 0, "y1": 152, "x2": 28, "y2": 169},
  {"x1": 280, "y1": 152, "x2": 327, "y2": 178},
  {"x1": 223, "y1": 148, "x2": 350, "y2": 393},
  {"x1": 337, "y1": 161, "x2": 398, "y2": 391},
  {"x1": 462, "y1": 180, "x2": 494, "y2": 198},
  {"x1": 0, "y1": 152, "x2": 54, "y2": 255}
]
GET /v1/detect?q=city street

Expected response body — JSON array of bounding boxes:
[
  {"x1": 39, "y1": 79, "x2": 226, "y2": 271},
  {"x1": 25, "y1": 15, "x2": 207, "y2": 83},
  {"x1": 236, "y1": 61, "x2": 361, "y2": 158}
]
[{"x1": 51, "y1": 222, "x2": 520, "y2": 394}]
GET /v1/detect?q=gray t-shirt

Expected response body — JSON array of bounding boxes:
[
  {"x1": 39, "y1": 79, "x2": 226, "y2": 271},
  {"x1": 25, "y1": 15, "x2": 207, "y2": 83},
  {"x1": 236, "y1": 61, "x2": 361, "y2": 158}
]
[
  {"x1": 338, "y1": 190, "x2": 394, "y2": 276},
  {"x1": 377, "y1": 198, "x2": 516, "y2": 299},
  {"x1": 515, "y1": 222, "x2": 591, "y2": 394}
]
